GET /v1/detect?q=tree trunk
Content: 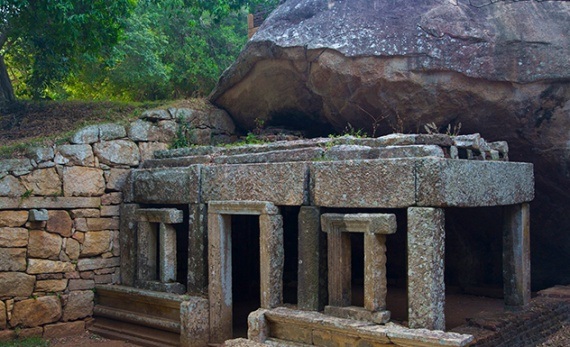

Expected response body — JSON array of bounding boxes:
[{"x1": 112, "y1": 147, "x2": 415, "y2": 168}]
[{"x1": 0, "y1": 54, "x2": 16, "y2": 104}]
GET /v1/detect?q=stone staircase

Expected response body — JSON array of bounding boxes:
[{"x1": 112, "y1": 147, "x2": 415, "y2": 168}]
[{"x1": 90, "y1": 285, "x2": 184, "y2": 347}]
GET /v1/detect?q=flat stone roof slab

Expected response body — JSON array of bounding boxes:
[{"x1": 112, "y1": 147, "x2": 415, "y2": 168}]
[
  {"x1": 202, "y1": 162, "x2": 308, "y2": 206},
  {"x1": 310, "y1": 159, "x2": 417, "y2": 208},
  {"x1": 416, "y1": 159, "x2": 534, "y2": 207},
  {"x1": 132, "y1": 167, "x2": 200, "y2": 204}
]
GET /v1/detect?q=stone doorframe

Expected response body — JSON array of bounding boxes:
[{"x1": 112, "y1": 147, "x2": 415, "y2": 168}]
[{"x1": 207, "y1": 201, "x2": 284, "y2": 343}]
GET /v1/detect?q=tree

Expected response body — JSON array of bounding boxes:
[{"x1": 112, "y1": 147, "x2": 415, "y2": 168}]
[{"x1": 0, "y1": 0, "x2": 135, "y2": 103}]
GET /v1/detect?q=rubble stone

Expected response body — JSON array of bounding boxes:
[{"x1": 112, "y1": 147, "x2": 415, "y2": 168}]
[
  {"x1": 27, "y1": 259, "x2": 75, "y2": 274},
  {"x1": 81, "y1": 231, "x2": 112, "y2": 257},
  {"x1": 35, "y1": 279, "x2": 68, "y2": 292},
  {"x1": 43, "y1": 321, "x2": 85, "y2": 338},
  {"x1": 62, "y1": 290, "x2": 94, "y2": 321},
  {"x1": 0, "y1": 248, "x2": 26, "y2": 271},
  {"x1": 0, "y1": 175, "x2": 26, "y2": 197},
  {"x1": 55, "y1": 144, "x2": 95, "y2": 166},
  {"x1": 0, "y1": 211, "x2": 29, "y2": 227}
]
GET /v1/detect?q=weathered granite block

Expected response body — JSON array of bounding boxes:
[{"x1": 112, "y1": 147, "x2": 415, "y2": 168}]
[
  {"x1": 27, "y1": 259, "x2": 75, "y2": 274},
  {"x1": 503, "y1": 203, "x2": 531, "y2": 309},
  {"x1": 159, "y1": 223, "x2": 177, "y2": 283},
  {"x1": 28, "y1": 230, "x2": 62, "y2": 259},
  {"x1": 0, "y1": 211, "x2": 29, "y2": 227},
  {"x1": 259, "y1": 213, "x2": 284, "y2": 309},
  {"x1": 132, "y1": 167, "x2": 200, "y2": 204},
  {"x1": 0, "y1": 248, "x2": 26, "y2": 271},
  {"x1": 93, "y1": 140, "x2": 140, "y2": 166},
  {"x1": 35, "y1": 279, "x2": 68, "y2": 292},
  {"x1": 415, "y1": 158, "x2": 534, "y2": 207},
  {"x1": 21, "y1": 168, "x2": 62, "y2": 196},
  {"x1": 0, "y1": 227, "x2": 28, "y2": 247},
  {"x1": 10, "y1": 296, "x2": 62, "y2": 328},
  {"x1": 407, "y1": 207, "x2": 445, "y2": 330},
  {"x1": 62, "y1": 290, "x2": 94, "y2": 321},
  {"x1": 0, "y1": 272, "x2": 35, "y2": 297},
  {"x1": 213, "y1": 147, "x2": 323, "y2": 165},
  {"x1": 81, "y1": 231, "x2": 112, "y2": 257},
  {"x1": 137, "y1": 222, "x2": 158, "y2": 282},
  {"x1": 99, "y1": 123, "x2": 127, "y2": 141},
  {"x1": 63, "y1": 166, "x2": 105, "y2": 197},
  {"x1": 77, "y1": 257, "x2": 120, "y2": 271},
  {"x1": 310, "y1": 159, "x2": 415, "y2": 208},
  {"x1": 0, "y1": 175, "x2": 26, "y2": 197},
  {"x1": 180, "y1": 297, "x2": 209, "y2": 347},
  {"x1": 55, "y1": 144, "x2": 95, "y2": 166},
  {"x1": 202, "y1": 162, "x2": 308, "y2": 206},
  {"x1": 47, "y1": 210, "x2": 73, "y2": 237}
]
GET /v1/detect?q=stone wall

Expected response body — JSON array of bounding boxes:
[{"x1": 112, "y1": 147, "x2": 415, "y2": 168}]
[{"x1": 0, "y1": 107, "x2": 235, "y2": 340}]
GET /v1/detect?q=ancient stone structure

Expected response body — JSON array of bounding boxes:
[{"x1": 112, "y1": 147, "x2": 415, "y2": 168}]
[
  {"x1": 0, "y1": 106, "x2": 540, "y2": 346},
  {"x1": 211, "y1": 0, "x2": 570, "y2": 289}
]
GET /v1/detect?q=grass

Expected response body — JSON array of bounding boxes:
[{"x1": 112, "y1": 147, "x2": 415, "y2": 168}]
[
  {"x1": 0, "y1": 336, "x2": 49, "y2": 347},
  {"x1": 0, "y1": 99, "x2": 173, "y2": 159}
]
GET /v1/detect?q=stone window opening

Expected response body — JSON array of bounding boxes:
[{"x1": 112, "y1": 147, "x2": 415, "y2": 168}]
[{"x1": 322, "y1": 213, "x2": 397, "y2": 324}]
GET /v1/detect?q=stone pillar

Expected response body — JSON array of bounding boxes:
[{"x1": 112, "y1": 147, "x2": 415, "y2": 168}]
[
  {"x1": 298, "y1": 206, "x2": 327, "y2": 311},
  {"x1": 365, "y1": 233, "x2": 387, "y2": 312},
  {"x1": 159, "y1": 223, "x2": 177, "y2": 283},
  {"x1": 180, "y1": 297, "x2": 209, "y2": 347},
  {"x1": 259, "y1": 213, "x2": 284, "y2": 309},
  {"x1": 207, "y1": 212, "x2": 233, "y2": 343},
  {"x1": 137, "y1": 222, "x2": 157, "y2": 282},
  {"x1": 119, "y1": 203, "x2": 139, "y2": 286},
  {"x1": 188, "y1": 203, "x2": 208, "y2": 294},
  {"x1": 407, "y1": 207, "x2": 445, "y2": 331},
  {"x1": 503, "y1": 203, "x2": 530, "y2": 309}
]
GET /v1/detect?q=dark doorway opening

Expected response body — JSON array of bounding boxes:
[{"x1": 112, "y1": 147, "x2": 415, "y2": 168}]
[
  {"x1": 282, "y1": 206, "x2": 299, "y2": 305},
  {"x1": 350, "y1": 232, "x2": 365, "y2": 307},
  {"x1": 231, "y1": 215, "x2": 261, "y2": 338}
]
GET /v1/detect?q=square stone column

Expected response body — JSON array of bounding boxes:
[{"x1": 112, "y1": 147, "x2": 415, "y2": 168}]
[
  {"x1": 259, "y1": 213, "x2": 284, "y2": 309},
  {"x1": 207, "y1": 212, "x2": 232, "y2": 343},
  {"x1": 159, "y1": 223, "x2": 177, "y2": 283},
  {"x1": 188, "y1": 203, "x2": 208, "y2": 294},
  {"x1": 407, "y1": 207, "x2": 445, "y2": 331},
  {"x1": 137, "y1": 221, "x2": 158, "y2": 282},
  {"x1": 503, "y1": 203, "x2": 530, "y2": 309},
  {"x1": 120, "y1": 203, "x2": 139, "y2": 286},
  {"x1": 298, "y1": 206, "x2": 327, "y2": 311},
  {"x1": 322, "y1": 213, "x2": 396, "y2": 324}
]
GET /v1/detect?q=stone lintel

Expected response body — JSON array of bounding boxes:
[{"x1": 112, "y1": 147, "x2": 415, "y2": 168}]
[
  {"x1": 0, "y1": 197, "x2": 101, "y2": 210},
  {"x1": 324, "y1": 305, "x2": 390, "y2": 324},
  {"x1": 136, "y1": 208, "x2": 184, "y2": 224},
  {"x1": 321, "y1": 213, "x2": 396, "y2": 234},
  {"x1": 208, "y1": 200, "x2": 278, "y2": 215}
]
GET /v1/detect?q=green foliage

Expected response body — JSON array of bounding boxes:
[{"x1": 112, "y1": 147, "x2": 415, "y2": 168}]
[
  {"x1": 171, "y1": 119, "x2": 192, "y2": 149},
  {"x1": 64, "y1": 0, "x2": 264, "y2": 101},
  {"x1": 1, "y1": 0, "x2": 136, "y2": 100}
]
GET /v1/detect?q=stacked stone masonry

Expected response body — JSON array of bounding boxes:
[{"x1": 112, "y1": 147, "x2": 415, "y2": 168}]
[
  {"x1": 0, "y1": 106, "x2": 235, "y2": 341},
  {"x1": 1, "y1": 106, "x2": 536, "y2": 347}
]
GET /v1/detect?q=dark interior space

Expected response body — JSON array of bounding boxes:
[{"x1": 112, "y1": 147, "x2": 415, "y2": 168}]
[
  {"x1": 174, "y1": 205, "x2": 189, "y2": 286},
  {"x1": 231, "y1": 214, "x2": 261, "y2": 338},
  {"x1": 281, "y1": 206, "x2": 300, "y2": 305},
  {"x1": 445, "y1": 207, "x2": 504, "y2": 297},
  {"x1": 350, "y1": 232, "x2": 365, "y2": 307}
]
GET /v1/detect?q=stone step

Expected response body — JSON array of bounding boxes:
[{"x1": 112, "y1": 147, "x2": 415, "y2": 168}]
[{"x1": 90, "y1": 316, "x2": 179, "y2": 347}]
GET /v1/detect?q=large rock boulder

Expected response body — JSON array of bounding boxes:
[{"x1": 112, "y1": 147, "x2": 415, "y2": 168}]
[{"x1": 211, "y1": 0, "x2": 570, "y2": 288}]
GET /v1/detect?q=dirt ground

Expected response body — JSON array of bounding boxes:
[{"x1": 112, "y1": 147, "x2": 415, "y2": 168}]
[{"x1": 48, "y1": 331, "x2": 141, "y2": 347}]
